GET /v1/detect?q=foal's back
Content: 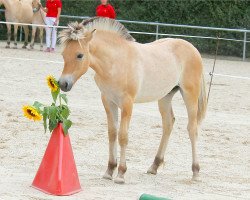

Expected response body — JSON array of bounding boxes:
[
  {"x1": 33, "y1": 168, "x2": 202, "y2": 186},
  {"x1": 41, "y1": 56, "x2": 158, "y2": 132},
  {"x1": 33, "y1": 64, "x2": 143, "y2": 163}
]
[
  {"x1": 11, "y1": 0, "x2": 33, "y2": 23},
  {"x1": 133, "y1": 38, "x2": 202, "y2": 103}
]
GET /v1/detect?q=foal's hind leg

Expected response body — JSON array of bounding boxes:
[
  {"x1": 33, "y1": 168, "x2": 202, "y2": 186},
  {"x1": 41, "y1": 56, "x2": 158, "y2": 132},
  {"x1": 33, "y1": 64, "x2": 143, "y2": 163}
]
[
  {"x1": 102, "y1": 95, "x2": 118, "y2": 180},
  {"x1": 6, "y1": 24, "x2": 11, "y2": 48},
  {"x1": 13, "y1": 25, "x2": 19, "y2": 49},
  {"x1": 147, "y1": 89, "x2": 177, "y2": 175},
  {"x1": 22, "y1": 25, "x2": 29, "y2": 49},
  {"x1": 181, "y1": 86, "x2": 200, "y2": 180},
  {"x1": 30, "y1": 26, "x2": 37, "y2": 50},
  {"x1": 39, "y1": 28, "x2": 44, "y2": 51}
]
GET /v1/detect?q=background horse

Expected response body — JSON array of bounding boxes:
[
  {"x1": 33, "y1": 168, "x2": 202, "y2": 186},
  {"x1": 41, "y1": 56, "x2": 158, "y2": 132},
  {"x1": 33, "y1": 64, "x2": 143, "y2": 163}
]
[
  {"x1": 30, "y1": 0, "x2": 45, "y2": 50},
  {"x1": 0, "y1": 0, "x2": 33, "y2": 49},
  {"x1": 58, "y1": 18, "x2": 207, "y2": 184}
]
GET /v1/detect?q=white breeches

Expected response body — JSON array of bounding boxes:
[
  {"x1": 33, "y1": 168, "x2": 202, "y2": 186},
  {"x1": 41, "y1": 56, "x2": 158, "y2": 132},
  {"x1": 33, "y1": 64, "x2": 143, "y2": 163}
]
[{"x1": 45, "y1": 17, "x2": 58, "y2": 49}]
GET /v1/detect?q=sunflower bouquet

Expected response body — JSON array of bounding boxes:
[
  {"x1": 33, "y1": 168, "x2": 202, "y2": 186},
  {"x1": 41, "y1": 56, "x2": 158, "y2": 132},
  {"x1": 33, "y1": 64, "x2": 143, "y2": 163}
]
[{"x1": 23, "y1": 75, "x2": 72, "y2": 135}]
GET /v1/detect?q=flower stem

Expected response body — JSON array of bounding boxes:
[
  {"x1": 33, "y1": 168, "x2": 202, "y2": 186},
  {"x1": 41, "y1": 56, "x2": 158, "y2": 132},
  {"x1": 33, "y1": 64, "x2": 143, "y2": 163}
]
[{"x1": 59, "y1": 94, "x2": 62, "y2": 107}]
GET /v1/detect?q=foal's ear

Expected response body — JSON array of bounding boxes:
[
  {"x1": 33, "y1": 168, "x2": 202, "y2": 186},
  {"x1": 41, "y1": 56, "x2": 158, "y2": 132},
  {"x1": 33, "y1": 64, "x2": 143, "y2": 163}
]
[{"x1": 84, "y1": 29, "x2": 96, "y2": 42}]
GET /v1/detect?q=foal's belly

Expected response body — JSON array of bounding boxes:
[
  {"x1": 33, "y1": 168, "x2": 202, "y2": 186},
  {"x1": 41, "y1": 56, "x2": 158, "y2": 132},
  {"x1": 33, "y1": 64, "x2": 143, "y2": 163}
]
[
  {"x1": 134, "y1": 77, "x2": 178, "y2": 103},
  {"x1": 134, "y1": 57, "x2": 180, "y2": 103},
  {"x1": 135, "y1": 87, "x2": 176, "y2": 103}
]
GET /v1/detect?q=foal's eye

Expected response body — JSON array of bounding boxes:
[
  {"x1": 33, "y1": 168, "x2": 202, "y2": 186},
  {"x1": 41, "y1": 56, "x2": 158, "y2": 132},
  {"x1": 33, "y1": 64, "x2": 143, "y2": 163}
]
[{"x1": 76, "y1": 54, "x2": 84, "y2": 60}]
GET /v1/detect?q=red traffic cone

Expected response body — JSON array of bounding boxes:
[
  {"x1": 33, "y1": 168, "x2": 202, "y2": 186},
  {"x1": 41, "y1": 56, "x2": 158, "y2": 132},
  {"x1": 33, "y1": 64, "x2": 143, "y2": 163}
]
[{"x1": 32, "y1": 123, "x2": 82, "y2": 195}]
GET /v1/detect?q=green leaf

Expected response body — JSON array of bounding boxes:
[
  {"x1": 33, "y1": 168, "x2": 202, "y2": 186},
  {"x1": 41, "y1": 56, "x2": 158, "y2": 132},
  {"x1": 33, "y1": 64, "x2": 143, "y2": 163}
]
[
  {"x1": 49, "y1": 119, "x2": 58, "y2": 132},
  {"x1": 51, "y1": 89, "x2": 60, "y2": 103},
  {"x1": 43, "y1": 107, "x2": 48, "y2": 133},
  {"x1": 61, "y1": 105, "x2": 70, "y2": 119},
  {"x1": 59, "y1": 94, "x2": 68, "y2": 104},
  {"x1": 33, "y1": 101, "x2": 43, "y2": 109},
  {"x1": 62, "y1": 119, "x2": 72, "y2": 135},
  {"x1": 48, "y1": 106, "x2": 58, "y2": 122},
  {"x1": 32, "y1": 101, "x2": 43, "y2": 113}
]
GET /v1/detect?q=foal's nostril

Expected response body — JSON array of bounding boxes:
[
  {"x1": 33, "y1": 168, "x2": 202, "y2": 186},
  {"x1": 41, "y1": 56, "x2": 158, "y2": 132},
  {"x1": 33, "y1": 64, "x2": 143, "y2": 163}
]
[
  {"x1": 65, "y1": 81, "x2": 68, "y2": 89},
  {"x1": 59, "y1": 78, "x2": 73, "y2": 92}
]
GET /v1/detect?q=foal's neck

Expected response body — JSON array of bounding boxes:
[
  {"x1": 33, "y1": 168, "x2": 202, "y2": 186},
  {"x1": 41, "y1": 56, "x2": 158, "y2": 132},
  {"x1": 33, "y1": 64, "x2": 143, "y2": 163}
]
[{"x1": 89, "y1": 31, "x2": 127, "y2": 79}]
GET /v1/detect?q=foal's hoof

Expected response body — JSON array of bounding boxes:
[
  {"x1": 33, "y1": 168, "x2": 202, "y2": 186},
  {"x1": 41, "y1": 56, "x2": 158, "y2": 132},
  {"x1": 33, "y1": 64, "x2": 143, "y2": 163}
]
[
  {"x1": 5, "y1": 45, "x2": 10, "y2": 49},
  {"x1": 147, "y1": 166, "x2": 157, "y2": 175},
  {"x1": 192, "y1": 174, "x2": 201, "y2": 182},
  {"x1": 103, "y1": 172, "x2": 113, "y2": 180},
  {"x1": 114, "y1": 176, "x2": 125, "y2": 184},
  {"x1": 13, "y1": 46, "x2": 17, "y2": 49},
  {"x1": 22, "y1": 45, "x2": 27, "y2": 49}
]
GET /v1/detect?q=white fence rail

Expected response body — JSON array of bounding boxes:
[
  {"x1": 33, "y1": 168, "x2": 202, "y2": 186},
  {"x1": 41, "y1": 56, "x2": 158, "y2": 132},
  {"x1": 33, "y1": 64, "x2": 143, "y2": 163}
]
[
  {"x1": 1, "y1": 55, "x2": 250, "y2": 81},
  {"x1": 0, "y1": 9, "x2": 249, "y2": 61}
]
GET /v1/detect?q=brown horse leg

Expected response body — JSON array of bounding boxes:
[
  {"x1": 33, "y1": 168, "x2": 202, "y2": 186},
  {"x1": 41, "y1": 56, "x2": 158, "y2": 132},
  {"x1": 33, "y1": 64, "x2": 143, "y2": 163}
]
[
  {"x1": 30, "y1": 26, "x2": 36, "y2": 49},
  {"x1": 102, "y1": 95, "x2": 118, "y2": 180},
  {"x1": 22, "y1": 25, "x2": 29, "y2": 49},
  {"x1": 147, "y1": 88, "x2": 178, "y2": 175},
  {"x1": 6, "y1": 24, "x2": 11, "y2": 48},
  {"x1": 181, "y1": 85, "x2": 200, "y2": 180},
  {"x1": 114, "y1": 97, "x2": 133, "y2": 184},
  {"x1": 39, "y1": 28, "x2": 44, "y2": 51},
  {"x1": 13, "y1": 25, "x2": 19, "y2": 49}
]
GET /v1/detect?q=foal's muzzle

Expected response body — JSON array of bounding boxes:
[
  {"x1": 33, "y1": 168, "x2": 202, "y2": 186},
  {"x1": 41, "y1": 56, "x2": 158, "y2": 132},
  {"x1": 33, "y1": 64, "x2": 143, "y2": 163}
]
[
  {"x1": 32, "y1": 5, "x2": 41, "y2": 13},
  {"x1": 58, "y1": 76, "x2": 74, "y2": 92},
  {"x1": 33, "y1": 8, "x2": 39, "y2": 13}
]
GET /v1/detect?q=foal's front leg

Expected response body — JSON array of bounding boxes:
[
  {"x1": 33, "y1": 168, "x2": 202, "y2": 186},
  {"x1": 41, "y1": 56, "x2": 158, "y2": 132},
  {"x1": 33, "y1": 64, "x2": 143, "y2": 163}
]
[
  {"x1": 102, "y1": 95, "x2": 118, "y2": 180},
  {"x1": 114, "y1": 98, "x2": 133, "y2": 184}
]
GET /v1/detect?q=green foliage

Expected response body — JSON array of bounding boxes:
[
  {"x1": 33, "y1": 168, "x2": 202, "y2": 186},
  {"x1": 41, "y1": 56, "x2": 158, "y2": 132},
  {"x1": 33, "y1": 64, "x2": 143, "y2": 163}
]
[
  {"x1": 57, "y1": 0, "x2": 250, "y2": 58},
  {"x1": 1, "y1": 0, "x2": 249, "y2": 57},
  {"x1": 32, "y1": 85, "x2": 72, "y2": 135},
  {"x1": 51, "y1": 89, "x2": 60, "y2": 103}
]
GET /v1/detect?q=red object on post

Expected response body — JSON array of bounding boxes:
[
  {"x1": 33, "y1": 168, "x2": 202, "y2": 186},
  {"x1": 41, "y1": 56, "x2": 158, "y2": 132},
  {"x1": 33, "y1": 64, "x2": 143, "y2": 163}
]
[{"x1": 32, "y1": 123, "x2": 82, "y2": 196}]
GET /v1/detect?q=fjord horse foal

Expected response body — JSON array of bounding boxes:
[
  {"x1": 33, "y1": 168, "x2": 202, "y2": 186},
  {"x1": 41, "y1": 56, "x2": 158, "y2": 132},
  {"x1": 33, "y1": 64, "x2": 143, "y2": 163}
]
[
  {"x1": 58, "y1": 18, "x2": 207, "y2": 184},
  {"x1": 0, "y1": 0, "x2": 33, "y2": 48}
]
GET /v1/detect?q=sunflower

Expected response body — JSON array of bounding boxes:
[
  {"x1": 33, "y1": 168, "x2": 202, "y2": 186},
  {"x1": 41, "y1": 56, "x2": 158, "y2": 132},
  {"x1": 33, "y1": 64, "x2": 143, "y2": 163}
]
[
  {"x1": 46, "y1": 75, "x2": 59, "y2": 92},
  {"x1": 22, "y1": 105, "x2": 42, "y2": 121}
]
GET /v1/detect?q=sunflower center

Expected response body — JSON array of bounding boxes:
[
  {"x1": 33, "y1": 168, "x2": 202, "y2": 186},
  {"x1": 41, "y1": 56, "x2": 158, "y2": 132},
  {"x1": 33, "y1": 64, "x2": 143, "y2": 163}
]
[
  {"x1": 27, "y1": 109, "x2": 36, "y2": 117},
  {"x1": 49, "y1": 79, "x2": 55, "y2": 88}
]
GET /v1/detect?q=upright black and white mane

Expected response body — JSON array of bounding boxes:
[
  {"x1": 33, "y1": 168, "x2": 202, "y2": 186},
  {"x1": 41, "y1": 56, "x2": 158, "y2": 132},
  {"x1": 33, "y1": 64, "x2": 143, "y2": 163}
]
[{"x1": 59, "y1": 17, "x2": 135, "y2": 46}]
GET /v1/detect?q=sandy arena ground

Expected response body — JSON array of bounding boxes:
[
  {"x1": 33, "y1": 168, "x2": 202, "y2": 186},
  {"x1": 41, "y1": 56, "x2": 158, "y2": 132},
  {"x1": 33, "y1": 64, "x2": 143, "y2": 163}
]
[{"x1": 0, "y1": 42, "x2": 249, "y2": 200}]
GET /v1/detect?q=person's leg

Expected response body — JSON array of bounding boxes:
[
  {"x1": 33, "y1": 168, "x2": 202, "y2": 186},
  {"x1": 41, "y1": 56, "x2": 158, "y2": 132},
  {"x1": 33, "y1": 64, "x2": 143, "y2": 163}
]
[
  {"x1": 45, "y1": 17, "x2": 52, "y2": 51},
  {"x1": 51, "y1": 18, "x2": 57, "y2": 52}
]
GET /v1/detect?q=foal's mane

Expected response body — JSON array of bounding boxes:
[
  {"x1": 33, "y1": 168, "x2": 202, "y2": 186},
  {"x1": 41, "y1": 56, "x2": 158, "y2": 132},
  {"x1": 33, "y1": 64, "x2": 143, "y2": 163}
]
[{"x1": 59, "y1": 17, "x2": 135, "y2": 47}]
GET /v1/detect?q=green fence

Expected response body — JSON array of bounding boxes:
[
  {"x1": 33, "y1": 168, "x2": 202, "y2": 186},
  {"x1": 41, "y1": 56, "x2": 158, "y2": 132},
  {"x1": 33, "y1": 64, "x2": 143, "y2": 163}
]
[{"x1": 0, "y1": 0, "x2": 249, "y2": 58}]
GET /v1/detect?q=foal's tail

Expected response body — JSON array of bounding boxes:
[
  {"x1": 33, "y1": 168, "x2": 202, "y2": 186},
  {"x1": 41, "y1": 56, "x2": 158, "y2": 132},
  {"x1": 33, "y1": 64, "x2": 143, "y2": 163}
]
[{"x1": 197, "y1": 72, "x2": 207, "y2": 124}]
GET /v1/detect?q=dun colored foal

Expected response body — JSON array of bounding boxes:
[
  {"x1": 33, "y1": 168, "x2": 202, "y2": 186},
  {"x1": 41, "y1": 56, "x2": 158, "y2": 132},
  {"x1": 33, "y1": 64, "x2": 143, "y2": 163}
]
[{"x1": 58, "y1": 18, "x2": 207, "y2": 184}]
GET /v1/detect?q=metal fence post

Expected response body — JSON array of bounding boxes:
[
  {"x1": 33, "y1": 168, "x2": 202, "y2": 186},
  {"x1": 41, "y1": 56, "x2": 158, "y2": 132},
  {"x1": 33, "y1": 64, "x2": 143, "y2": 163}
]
[
  {"x1": 243, "y1": 30, "x2": 247, "y2": 61},
  {"x1": 156, "y1": 24, "x2": 159, "y2": 40},
  {"x1": 19, "y1": 26, "x2": 23, "y2": 42}
]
